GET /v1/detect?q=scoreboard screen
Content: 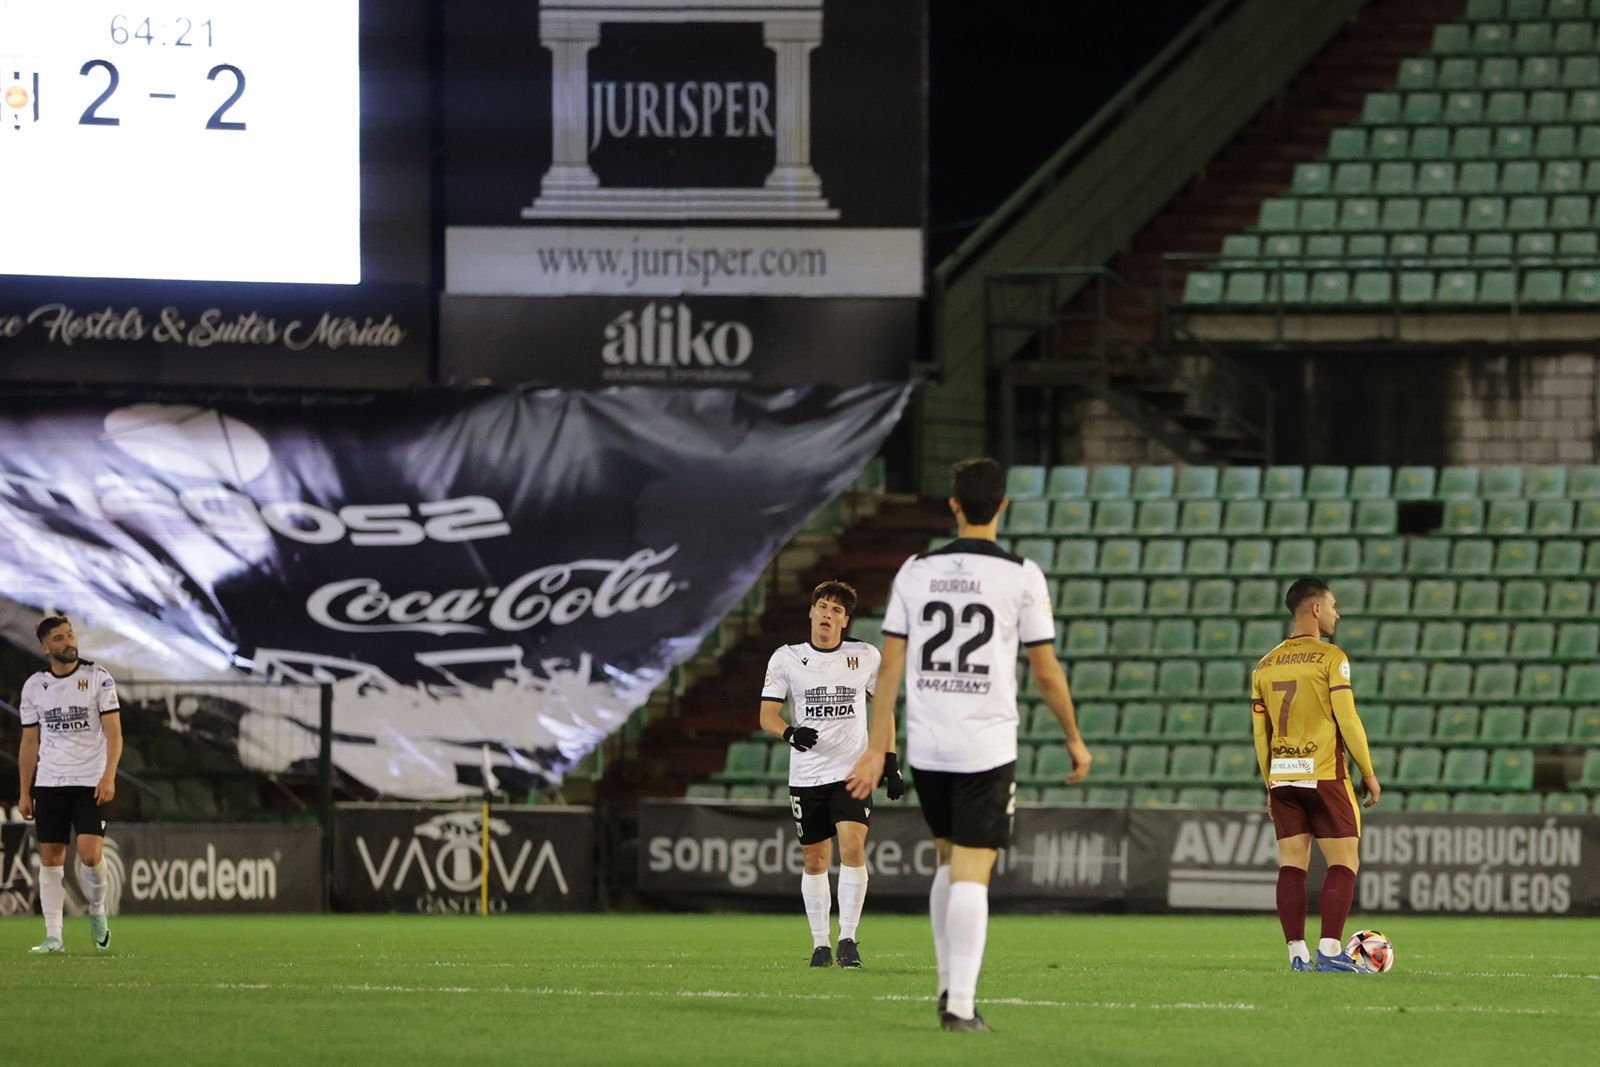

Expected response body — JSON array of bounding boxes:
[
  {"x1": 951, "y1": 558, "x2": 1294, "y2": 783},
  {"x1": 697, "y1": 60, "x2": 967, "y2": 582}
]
[{"x1": 0, "y1": 1, "x2": 361, "y2": 285}]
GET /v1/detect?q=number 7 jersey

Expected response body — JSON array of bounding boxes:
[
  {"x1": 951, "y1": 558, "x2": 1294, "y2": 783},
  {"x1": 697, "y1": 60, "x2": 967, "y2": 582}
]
[
  {"x1": 1251, "y1": 636, "x2": 1358, "y2": 783},
  {"x1": 882, "y1": 538, "x2": 1056, "y2": 773}
]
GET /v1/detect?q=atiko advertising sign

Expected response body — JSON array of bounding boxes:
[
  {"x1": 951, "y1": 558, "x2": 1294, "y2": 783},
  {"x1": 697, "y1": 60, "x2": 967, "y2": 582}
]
[{"x1": 0, "y1": 385, "x2": 908, "y2": 799}]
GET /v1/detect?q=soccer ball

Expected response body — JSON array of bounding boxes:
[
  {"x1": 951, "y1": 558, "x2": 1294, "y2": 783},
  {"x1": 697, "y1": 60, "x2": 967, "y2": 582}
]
[{"x1": 1344, "y1": 929, "x2": 1394, "y2": 973}]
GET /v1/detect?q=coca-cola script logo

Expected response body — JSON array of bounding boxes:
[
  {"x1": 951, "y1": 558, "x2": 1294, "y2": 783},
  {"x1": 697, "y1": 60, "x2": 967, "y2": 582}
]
[{"x1": 306, "y1": 547, "x2": 680, "y2": 635}]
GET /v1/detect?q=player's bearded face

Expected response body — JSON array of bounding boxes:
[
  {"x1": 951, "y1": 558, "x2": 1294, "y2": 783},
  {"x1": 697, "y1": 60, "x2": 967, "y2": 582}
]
[{"x1": 43, "y1": 627, "x2": 78, "y2": 664}]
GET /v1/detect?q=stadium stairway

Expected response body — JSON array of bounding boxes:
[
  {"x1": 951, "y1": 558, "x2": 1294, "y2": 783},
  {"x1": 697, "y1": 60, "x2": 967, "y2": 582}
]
[
  {"x1": 597, "y1": 494, "x2": 954, "y2": 811},
  {"x1": 1065, "y1": 0, "x2": 1467, "y2": 335}
]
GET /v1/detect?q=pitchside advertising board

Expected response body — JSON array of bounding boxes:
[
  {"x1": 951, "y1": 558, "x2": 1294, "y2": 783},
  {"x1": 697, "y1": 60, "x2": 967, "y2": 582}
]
[
  {"x1": 332, "y1": 806, "x2": 595, "y2": 913},
  {"x1": 638, "y1": 803, "x2": 1600, "y2": 916},
  {"x1": 0, "y1": 1, "x2": 434, "y2": 387},
  {"x1": 0, "y1": 822, "x2": 318, "y2": 915},
  {"x1": 441, "y1": 0, "x2": 926, "y2": 386}
]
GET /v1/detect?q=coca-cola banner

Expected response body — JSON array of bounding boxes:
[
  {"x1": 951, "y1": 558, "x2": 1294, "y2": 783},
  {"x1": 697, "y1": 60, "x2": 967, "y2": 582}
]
[{"x1": 0, "y1": 384, "x2": 908, "y2": 798}]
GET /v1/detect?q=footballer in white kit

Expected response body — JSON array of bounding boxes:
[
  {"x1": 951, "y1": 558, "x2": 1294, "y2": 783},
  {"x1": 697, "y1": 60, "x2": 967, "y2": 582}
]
[
  {"x1": 847, "y1": 459, "x2": 1090, "y2": 1032},
  {"x1": 759, "y1": 580, "x2": 899, "y2": 969},
  {"x1": 18, "y1": 616, "x2": 124, "y2": 954}
]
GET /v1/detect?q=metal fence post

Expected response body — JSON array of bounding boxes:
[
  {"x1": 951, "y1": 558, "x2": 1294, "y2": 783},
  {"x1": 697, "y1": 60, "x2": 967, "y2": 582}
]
[{"x1": 319, "y1": 682, "x2": 334, "y2": 912}]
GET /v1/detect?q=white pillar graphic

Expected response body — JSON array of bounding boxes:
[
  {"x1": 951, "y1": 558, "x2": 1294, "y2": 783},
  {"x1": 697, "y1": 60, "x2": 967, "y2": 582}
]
[
  {"x1": 542, "y1": 19, "x2": 601, "y2": 195},
  {"x1": 763, "y1": 19, "x2": 823, "y2": 198}
]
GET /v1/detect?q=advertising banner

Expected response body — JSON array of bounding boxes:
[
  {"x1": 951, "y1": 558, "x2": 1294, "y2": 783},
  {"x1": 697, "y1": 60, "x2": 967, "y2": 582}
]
[
  {"x1": 0, "y1": 821, "x2": 319, "y2": 915},
  {"x1": 0, "y1": 384, "x2": 909, "y2": 799},
  {"x1": 333, "y1": 805, "x2": 594, "y2": 914},
  {"x1": 637, "y1": 800, "x2": 1129, "y2": 906}
]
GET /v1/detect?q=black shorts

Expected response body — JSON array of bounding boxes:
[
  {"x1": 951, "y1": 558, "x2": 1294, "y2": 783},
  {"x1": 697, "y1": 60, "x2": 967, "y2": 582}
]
[
  {"x1": 788, "y1": 781, "x2": 872, "y2": 846},
  {"x1": 912, "y1": 761, "x2": 1016, "y2": 850},
  {"x1": 31, "y1": 786, "x2": 108, "y2": 845}
]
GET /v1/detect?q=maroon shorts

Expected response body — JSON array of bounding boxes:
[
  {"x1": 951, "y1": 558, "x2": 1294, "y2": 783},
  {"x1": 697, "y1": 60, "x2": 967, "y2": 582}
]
[{"x1": 1268, "y1": 780, "x2": 1361, "y2": 840}]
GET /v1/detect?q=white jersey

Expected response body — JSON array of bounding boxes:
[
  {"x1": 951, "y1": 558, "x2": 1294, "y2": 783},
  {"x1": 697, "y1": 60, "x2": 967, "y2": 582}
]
[
  {"x1": 883, "y1": 538, "x2": 1056, "y2": 773},
  {"x1": 761, "y1": 639, "x2": 881, "y2": 788},
  {"x1": 19, "y1": 661, "x2": 121, "y2": 788}
]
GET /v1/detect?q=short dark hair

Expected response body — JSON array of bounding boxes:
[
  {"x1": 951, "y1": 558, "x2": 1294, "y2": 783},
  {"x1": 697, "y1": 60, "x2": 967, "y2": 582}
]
[
  {"x1": 951, "y1": 457, "x2": 1005, "y2": 526},
  {"x1": 35, "y1": 615, "x2": 70, "y2": 643},
  {"x1": 1285, "y1": 578, "x2": 1331, "y2": 615},
  {"x1": 811, "y1": 580, "x2": 858, "y2": 616}
]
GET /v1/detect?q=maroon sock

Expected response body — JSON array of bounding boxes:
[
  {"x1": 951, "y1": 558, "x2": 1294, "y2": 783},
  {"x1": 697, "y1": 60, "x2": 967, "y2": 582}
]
[
  {"x1": 1276, "y1": 866, "x2": 1307, "y2": 943},
  {"x1": 1320, "y1": 864, "x2": 1357, "y2": 943}
]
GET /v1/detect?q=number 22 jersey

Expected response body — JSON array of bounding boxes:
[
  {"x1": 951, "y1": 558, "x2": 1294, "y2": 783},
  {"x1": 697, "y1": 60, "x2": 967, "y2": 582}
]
[{"x1": 883, "y1": 539, "x2": 1056, "y2": 773}]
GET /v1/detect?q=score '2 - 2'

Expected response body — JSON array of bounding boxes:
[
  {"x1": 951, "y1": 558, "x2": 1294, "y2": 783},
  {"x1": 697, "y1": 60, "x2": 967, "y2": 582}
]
[{"x1": 78, "y1": 59, "x2": 246, "y2": 130}]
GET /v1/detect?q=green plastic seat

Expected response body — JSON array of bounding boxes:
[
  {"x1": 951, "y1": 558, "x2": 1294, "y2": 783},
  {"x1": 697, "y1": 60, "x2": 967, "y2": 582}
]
[
  {"x1": 1209, "y1": 704, "x2": 1249, "y2": 740},
  {"x1": 1317, "y1": 538, "x2": 1361, "y2": 575},
  {"x1": 1337, "y1": 619, "x2": 1375, "y2": 658},
  {"x1": 1549, "y1": 580, "x2": 1592, "y2": 617},
  {"x1": 1007, "y1": 466, "x2": 1046, "y2": 500},
  {"x1": 1015, "y1": 538, "x2": 1055, "y2": 572},
  {"x1": 1075, "y1": 703, "x2": 1118, "y2": 740},
  {"x1": 1452, "y1": 792, "x2": 1500, "y2": 814},
  {"x1": 1495, "y1": 539, "x2": 1538, "y2": 575},
  {"x1": 1407, "y1": 792, "x2": 1451, "y2": 813},
  {"x1": 1368, "y1": 578, "x2": 1413, "y2": 616},
  {"x1": 1187, "y1": 539, "x2": 1228, "y2": 574},
  {"x1": 1368, "y1": 749, "x2": 1398, "y2": 780},
  {"x1": 1229, "y1": 539, "x2": 1272, "y2": 575},
  {"x1": 1131, "y1": 787, "x2": 1177, "y2": 809},
  {"x1": 1196, "y1": 619, "x2": 1240, "y2": 656},
  {"x1": 1166, "y1": 704, "x2": 1209, "y2": 739},
  {"x1": 1124, "y1": 745, "x2": 1169, "y2": 782},
  {"x1": 1262, "y1": 466, "x2": 1304, "y2": 500},
  {"x1": 1304, "y1": 465, "x2": 1348, "y2": 499},
  {"x1": 1499, "y1": 791, "x2": 1544, "y2": 813},
  {"x1": 1391, "y1": 705, "x2": 1436, "y2": 743},
  {"x1": 1223, "y1": 500, "x2": 1265, "y2": 535},
  {"x1": 1395, "y1": 747, "x2": 1443, "y2": 788},
  {"x1": 1202, "y1": 662, "x2": 1247, "y2": 699},
  {"x1": 1409, "y1": 539, "x2": 1452, "y2": 575},
  {"x1": 1347, "y1": 465, "x2": 1391, "y2": 499},
  {"x1": 1088, "y1": 466, "x2": 1133, "y2": 500},
  {"x1": 1064, "y1": 620, "x2": 1109, "y2": 657},
  {"x1": 1569, "y1": 465, "x2": 1600, "y2": 499},
  {"x1": 1184, "y1": 273, "x2": 1224, "y2": 304},
  {"x1": 1398, "y1": 57, "x2": 1436, "y2": 90},
  {"x1": 1269, "y1": 500, "x2": 1311, "y2": 534},
  {"x1": 1488, "y1": 748, "x2": 1534, "y2": 790},
  {"x1": 1234, "y1": 579, "x2": 1278, "y2": 615},
  {"x1": 1108, "y1": 619, "x2": 1154, "y2": 656},
  {"x1": 1131, "y1": 466, "x2": 1175, "y2": 501},
  {"x1": 1180, "y1": 500, "x2": 1222, "y2": 535},
  {"x1": 1478, "y1": 705, "x2": 1525, "y2": 744},
  {"x1": 1005, "y1": 500, "x2": 1050, "y2": 534},
  {"x1": 1532, "y1": 501, "x2": 1574, "y2": 535},
  {"x1": 1429, "y1": 664, "x2": 1474, "y2": 701},
  {"x1": 1275, "y1": 540, "x2": 1315, "y2": 573},
  {"x1": 1377, "y1": 620, "x2": 1421, "y2": 657},
  {"x1": 1355, "y1": 500, "x2": 1398, "y2": 534},
  {"x1": 1381, "y1": 663, "x2": 1427, "y2": 700},
  {"x1": 1068, "y1": 661, "x2": 1113, "y2": 698},
  {"x1": 686, "y1": 783, "x2": 727, "y2": 800},
  {"x1": 1564, "y1": 665, "x2": 1600, "y2": 703},
  {"x1": 1190, "y1": 578, "x2": 1234, "y2": 614},
  {"x1": 1364, "y1": 92, "x2": 1403, "y2": 125},
  {"x1": 1148, "y1": 578, "x2": 1191, "y2": 614},
  {"x1": 1099, "y1": 539, "x2": 1141, "y2": 574},
  {"x1": 1442, "y1": 749, "x2": 1489, "y2": 789},
  {"x1": 1058, "y1": 579, "x2": 1102, "y2": 615},
  {"x1": 728, "y1": 784, "x2": 775, "y2": 802},
  {"x1": 1573, "y1": 709, "x2": 1600, "y2": 745},
  {"x1": 1434, "y1": 705, "x2": 1481, "y2": 744},
  {"x1": 1168, "y1": 745, "x2": 1215, "y2": 783},
  {"x1": 1158, "y1": 660, "x2": 1202, "y2": 698},
  {"x1": 1444, "y1": 499, "x2": 1485, "y2": 534},
  {"x1": 1421, "y1": 621, "x2": 1466, "y2": 657},
  {"x1": 1046, "y1": 466, "x2": 1089, "y2": 499},
  {"x1": 1239, "y1": 620, "x2": 1286, "y2": 656},
  {"x1": 1213, "y1": 746, "x2": 1257, "y2": 784},
  {"x1": 1049, "y1": 501, "x2": 1091, "y2": 535},
  {"x1": 1218, "y1": 467, "x2": 1262, "y2": 500},
  {"x1": 1544, "y1": 793, "x2": 1589, "y2": 815},
  {"x1": 1092, "y1": 500, "x2": 1136, "y2": 535},
  {"x1": 1502, "y1": 578, "x2": 1546, "y2": 614},
  {"x1": 1511, "y1": 621, "x2": 1555, "y2": 658},
  {"x1": 1119, "y1": 703, "x2": 1165, "y2": 740},
  {"x1": 1452, "y1": 539, "x2": 1494, "y2": 575},
  {"x1": 1176, "y1": 466, "x2": 1220, "y2": 498},
  {"x1": 1337, "y1": 578, "x2": 1369, "y2": 615},
  {"x1": 1176, "y1": 786, "x2": 1222, "y2": 809},
  {"x1": 1556, "y1": 622, "x2": 1599, "y2": 660},
  {"x1": 1433, "y1": 24, "x2": 1470, "y2": 54},
  {"x1": 1393, "y1": 466, "x2": 1437, "y2": 499},
  {"x1": 1221, "y1": 788, "x2": 1265, "y2": 811},
  {"x1": 765, "y1": 745, "x2": 792, "y2": 782},
  {"x1": 716, "y1": 740, "x2": 769, "y2": 781},
  {"x1": 1486, "y1": 500, "x2": 1536, "y2": 536},
  {"x1": 1053, "y1": 539, "x2": 1097, "y2": 575},
  {"x1": 1103, "y1": 579, "x2": 1146, "y2": 615},
  {"x1": 1361, "y1": 704, "x2": 1393, "y2": 742},
  {"x1": 1473, "y1": 662, "x2": 1519, "y2": 701},
  {"x1": 1580, "y1": 502, "x2": 1600, "y2": 536}
]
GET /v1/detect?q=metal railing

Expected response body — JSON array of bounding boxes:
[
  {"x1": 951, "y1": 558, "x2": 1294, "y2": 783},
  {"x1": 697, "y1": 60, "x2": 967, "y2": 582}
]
[{"x1": 985, "y1": 266, "x2": 1275, "y2": 463}]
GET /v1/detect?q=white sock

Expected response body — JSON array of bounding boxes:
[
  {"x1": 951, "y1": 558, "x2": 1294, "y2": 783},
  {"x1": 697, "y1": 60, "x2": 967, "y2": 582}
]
[
  {"x1": 39, "y1": 865, "x2": 65, "y2": 941},
  {"x1": 801, "y1": 871, "x2": 832, "y2": 949},
  {"x1": 837, "y1": 865, "x2": 868, "y2": 942},
  {"x1": 79, "y1": 861, "x2": 107, "y2": 917},
  {"x1": 1320, "y1": 937, "x2": 1343, "y2": 958},
  {"x1": 944, "y1": 880, "x2": 989, "y2": 1019},
  {"x1": 929, "y1": 865, "x2": 952, "y2": 996},
  {"x1": 1287, "y1": 939, "x2": 1311, "y2": 964}
]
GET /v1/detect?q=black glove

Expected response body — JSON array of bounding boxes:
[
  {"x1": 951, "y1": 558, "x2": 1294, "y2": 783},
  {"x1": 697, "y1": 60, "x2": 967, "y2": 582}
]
[
  {"x1": 881, "y1": 751, "x2": 905, "y2": 801},
  {"x1": 783, "y1": 725, "x2": 819, "y2": 752}
]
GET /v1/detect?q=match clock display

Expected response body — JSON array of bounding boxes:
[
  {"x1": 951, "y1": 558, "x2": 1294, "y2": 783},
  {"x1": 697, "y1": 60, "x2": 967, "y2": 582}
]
[{"x1": 0, "y1": 2, "x2": 360, "y2": 285}]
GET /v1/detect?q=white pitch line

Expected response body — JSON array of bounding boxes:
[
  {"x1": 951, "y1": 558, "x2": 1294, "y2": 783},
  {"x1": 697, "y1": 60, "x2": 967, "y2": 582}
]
[{"x1": 207, "y1": 983, "x2": 1600, "y2": 1019}]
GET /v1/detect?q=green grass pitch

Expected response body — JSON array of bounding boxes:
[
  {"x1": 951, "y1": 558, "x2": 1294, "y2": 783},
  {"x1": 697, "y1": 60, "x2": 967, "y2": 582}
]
[{"x1": 5, "y1": 913, "x2": 1600, "y2": 1065}]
